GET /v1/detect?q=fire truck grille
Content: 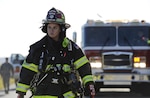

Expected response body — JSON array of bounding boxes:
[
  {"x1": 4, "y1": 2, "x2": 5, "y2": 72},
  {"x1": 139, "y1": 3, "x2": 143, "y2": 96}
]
[{"x1": 103, "y1": 54, "x2": 130, "y2": 66}]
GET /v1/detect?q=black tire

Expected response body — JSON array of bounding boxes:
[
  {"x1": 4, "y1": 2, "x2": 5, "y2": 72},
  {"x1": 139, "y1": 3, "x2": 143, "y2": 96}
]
[
  {"x1": 95, "y1": 82, "x2": 103, "y2": 93},
  {"x1": 15, "y1": 79, "x2": 18, "y2": 86},
  {"x1": 131, "y1": 82, "x2": 150, "y2": 96}
]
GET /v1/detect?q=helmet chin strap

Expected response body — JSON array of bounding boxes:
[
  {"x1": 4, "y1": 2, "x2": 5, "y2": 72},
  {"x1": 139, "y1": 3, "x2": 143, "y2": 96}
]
[{"x1": 41, "y1": 23, "x2": 48, "y2": 33}]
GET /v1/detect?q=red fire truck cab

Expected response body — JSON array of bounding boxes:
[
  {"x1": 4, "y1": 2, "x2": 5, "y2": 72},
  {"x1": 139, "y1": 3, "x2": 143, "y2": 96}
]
[{"x1": 81, "y1": 19, "x2": 150, "y2": 96}]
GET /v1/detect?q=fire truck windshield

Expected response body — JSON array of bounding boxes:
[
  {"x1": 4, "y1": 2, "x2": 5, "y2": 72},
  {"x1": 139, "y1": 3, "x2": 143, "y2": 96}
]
[
  {"x1": 84, "y1": 26, "x2": 116, "y2": 46},
  {"x1": 83, "y1": 26, "x2": 150, "y2": 47},
  {"x1": 118, "y1": 26, "x2": 150, "y2": 46}
]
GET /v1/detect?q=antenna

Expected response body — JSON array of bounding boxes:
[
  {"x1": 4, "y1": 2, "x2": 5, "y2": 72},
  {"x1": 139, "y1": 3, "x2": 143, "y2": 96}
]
[
  {"x1": 97, "y1": 13, "x2": 102, "y2": 18},
  {"x1": 97, "y1": 13, "x2": 105, "y2": 21}
]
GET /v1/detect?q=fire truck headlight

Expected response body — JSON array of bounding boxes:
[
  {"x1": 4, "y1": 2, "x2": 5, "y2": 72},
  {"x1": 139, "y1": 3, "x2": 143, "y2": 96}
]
[
  {"x1": 89, "y1": 56, "x2": 102, "y2": 68},
  {"x1": 134, "y1": 56, "x2": 146, "y2": 68},
  {"x1": 90, "y1": 62, "x2": 102, "y2": 68},
  {"x1": 134, "y1": 62, "x2": 146, "y2": 68}
]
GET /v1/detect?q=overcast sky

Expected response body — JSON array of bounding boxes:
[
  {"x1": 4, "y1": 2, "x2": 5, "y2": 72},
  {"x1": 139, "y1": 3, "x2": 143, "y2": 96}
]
[{"x1": 0, "y1": 0, "x2": 150, "y2": 57}]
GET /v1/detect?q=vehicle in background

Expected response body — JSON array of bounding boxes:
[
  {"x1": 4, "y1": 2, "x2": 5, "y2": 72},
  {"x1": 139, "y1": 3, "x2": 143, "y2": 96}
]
[
  {"x1": 10, "y1": 53, "x2": 25, "y2": 85},
  {"x1": 80, "y1": 19, "x2": 150, "y2": 96}
]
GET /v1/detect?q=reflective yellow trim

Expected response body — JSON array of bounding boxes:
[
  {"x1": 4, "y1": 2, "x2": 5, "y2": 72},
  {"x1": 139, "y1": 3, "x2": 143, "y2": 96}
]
[
  {"x1": 63, "y1": 91, "x2": 75, "y2": 98},
  {"x1": 16, "y1": 83, "x2": 30, "y2": 93},
  {"x1": 74, "y1": 56, "x2": 89, "y2": 69},
  {"x1": 33, "y1": 95, "x2": 58, "y2": 98},
  {"x1": 62, "y1": 37, "x2": 69, "y2": 48},
  {"x1": 82, "y1": 75, "x2": 93, "y2": 85},
  {"x1": 45, "y1": 64, "x2": 52, "y2": 72},
  {"x1": 22, "y1": 61, "x2": 38, "y2": 73},
  {"x1": 62, "y1": 64, "x2": 71, "y2": 72}
]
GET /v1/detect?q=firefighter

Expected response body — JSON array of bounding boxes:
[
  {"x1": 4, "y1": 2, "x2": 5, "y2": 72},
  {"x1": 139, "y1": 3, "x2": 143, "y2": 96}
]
[{"x1": 16, "y1": 7, "x2": 95, "y2": 98}]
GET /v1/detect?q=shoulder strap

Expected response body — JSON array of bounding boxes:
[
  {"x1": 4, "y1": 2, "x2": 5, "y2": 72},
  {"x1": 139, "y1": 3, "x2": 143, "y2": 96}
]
[
  {"x1": 68, "y1": 39, "x2": 73, "y2": 51},
  {"x1": 67, "y1": 40, "x2": 74, "y2": 59}
]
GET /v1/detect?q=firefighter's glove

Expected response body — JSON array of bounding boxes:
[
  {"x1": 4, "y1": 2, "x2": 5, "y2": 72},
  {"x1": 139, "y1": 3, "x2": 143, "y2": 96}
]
[
  {"x1": 84, "y1": 83, "x2": 95, "y2": 97},
  {"x1": 17, "y1": 94, "x2": 24, "y2": 98}
]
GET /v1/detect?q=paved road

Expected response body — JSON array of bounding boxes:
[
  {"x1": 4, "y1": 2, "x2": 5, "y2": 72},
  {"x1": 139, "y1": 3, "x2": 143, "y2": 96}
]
[
  {"x1": 0, "y1": 84, "x2": 31, "y2": 98},
  {"x1": 95, "y1": 92, "x2": 150, "y2": 98},
  {"x1": 0, "y1": 84, "x2": 149, "y2": 98}
]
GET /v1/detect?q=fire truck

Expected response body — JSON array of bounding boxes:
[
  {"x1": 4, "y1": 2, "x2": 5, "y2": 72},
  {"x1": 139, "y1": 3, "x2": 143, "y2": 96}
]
[{"x1": 81, "y1": 19, "x2": 150, "y2": 96}]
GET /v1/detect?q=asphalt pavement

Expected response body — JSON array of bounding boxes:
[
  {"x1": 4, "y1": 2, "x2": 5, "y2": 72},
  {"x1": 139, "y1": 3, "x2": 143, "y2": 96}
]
[
  {"x1": 0, "y1": 84, "x2": 31, "y2": 98},
  {"x1": 0, "y1": 84, "x2": 150, "y2": 98}
]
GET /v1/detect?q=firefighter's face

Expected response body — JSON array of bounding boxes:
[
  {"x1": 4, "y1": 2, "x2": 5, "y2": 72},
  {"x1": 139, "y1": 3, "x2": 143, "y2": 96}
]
[{"x1": 47, "y1": 23, "x2": 61, "y2": 41}]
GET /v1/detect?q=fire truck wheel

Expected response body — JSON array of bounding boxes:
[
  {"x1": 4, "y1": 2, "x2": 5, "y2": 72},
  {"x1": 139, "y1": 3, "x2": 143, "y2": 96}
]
[
  {"x1": 148, "y1": 76, "x2": 150, "y2": 80},
  {"x1": 15, "y1": 79, "x2": 18, "y2": 86},
  {"x1": 95, "y1": 82, "x2": 103, "y2": 93},
  {"x1": 131, "y1": 82, "x2": 150, "y2": 96}
]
